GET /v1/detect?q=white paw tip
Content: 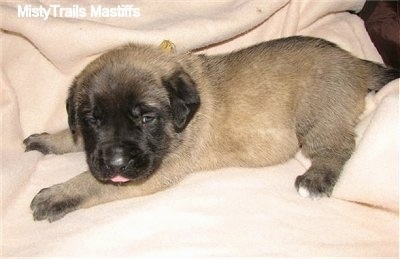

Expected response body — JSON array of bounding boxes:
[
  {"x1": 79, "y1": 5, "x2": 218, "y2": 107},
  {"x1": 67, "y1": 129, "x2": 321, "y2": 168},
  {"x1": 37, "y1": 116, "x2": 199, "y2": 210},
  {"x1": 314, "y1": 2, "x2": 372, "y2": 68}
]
[{"x1": 298, "y1": 186, "x2": 310, "y2": 198}]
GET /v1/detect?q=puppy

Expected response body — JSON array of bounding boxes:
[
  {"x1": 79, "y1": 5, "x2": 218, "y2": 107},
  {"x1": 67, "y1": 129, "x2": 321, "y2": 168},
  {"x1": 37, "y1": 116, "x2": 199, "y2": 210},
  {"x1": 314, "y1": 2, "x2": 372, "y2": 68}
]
[{"x1": 24, "y1": 36, "x2": 399, "y2": 222}]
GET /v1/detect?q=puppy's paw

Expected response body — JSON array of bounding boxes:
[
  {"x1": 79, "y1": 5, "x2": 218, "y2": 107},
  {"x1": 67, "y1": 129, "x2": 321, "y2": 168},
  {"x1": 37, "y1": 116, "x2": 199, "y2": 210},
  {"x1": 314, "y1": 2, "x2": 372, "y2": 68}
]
[
  {"x1": 23, "y1": 133, "x2": 51, "y2": 154},
  {"x1": 295, "y1": 168, "x2": 338, "y2": 199},
  {"x1": 30, "y1": 184, "x2": 82, "y2": 222}
]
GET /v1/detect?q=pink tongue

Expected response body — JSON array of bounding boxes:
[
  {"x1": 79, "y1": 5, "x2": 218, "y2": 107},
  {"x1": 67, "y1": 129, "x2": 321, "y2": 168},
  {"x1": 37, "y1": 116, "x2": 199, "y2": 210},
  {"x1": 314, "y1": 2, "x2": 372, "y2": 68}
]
[{"x1": 110, "y1": 175, "x2": 130, "y2": 183}]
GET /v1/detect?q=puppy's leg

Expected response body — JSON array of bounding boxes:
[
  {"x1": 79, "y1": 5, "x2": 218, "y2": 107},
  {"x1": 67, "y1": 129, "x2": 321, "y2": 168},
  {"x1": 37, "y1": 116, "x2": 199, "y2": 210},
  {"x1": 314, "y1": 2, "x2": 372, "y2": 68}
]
[
  {"x1": 295, "y1": 122, "x2": 355, "y2": 198},
  {"x1": 24, "y1": 129, "x2": 83, "y2": 154},
  {"x1": 30, "y1": 170, "x2": 173, "y2": 222}
]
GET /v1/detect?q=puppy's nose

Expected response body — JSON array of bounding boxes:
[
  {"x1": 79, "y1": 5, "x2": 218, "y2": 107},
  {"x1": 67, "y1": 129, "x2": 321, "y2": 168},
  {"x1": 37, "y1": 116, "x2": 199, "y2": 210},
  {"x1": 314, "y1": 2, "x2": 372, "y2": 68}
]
[
  {"x1": 109, "y1": 148, "x2": 129, "y2": 171},
  {"x1": 110, "y1": 155, "x2": 125, "y2": 168}
]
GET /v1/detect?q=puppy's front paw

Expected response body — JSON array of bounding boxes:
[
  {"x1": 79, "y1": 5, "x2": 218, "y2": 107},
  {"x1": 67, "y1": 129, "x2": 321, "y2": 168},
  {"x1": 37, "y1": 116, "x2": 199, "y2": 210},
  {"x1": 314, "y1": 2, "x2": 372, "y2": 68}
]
[
  {"x1": 23, "y1": 133, "x2": 51, "y2": 154},
  {"x1": 295, "y1": 168, "x2": 338, "y2": 199},
  {"x1": 30, "y1": 185, "x2": 82, "y2": 222}
]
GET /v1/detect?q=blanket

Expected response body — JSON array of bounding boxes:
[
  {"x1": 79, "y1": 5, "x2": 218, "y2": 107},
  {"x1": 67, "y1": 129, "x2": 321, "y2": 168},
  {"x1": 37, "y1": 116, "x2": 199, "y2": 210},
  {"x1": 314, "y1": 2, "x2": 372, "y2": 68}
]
[{"x1": 1, "y1": 0, "x2": 398, "y2": 256}]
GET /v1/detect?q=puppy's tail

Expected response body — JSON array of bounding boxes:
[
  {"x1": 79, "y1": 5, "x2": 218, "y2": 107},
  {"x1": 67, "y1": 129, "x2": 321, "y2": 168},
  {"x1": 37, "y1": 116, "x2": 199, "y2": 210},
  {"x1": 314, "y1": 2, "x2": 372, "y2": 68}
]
[{"x1": 367, "y1": 62, "x2": 399, "y2": 91}]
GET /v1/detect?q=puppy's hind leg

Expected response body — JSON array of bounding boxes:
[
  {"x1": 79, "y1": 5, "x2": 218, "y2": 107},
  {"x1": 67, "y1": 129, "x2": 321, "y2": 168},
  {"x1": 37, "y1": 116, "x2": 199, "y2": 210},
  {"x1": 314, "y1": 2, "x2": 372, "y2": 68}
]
[
  {"x1": 24, "y1": 129, "x2": 83, "y2": 155},
  {"x1": 293, "y1": 81, "x2": 361, "y2": 199},
  {"x1": 295, "y1": 123, "x2": 356, "y2": 198}
]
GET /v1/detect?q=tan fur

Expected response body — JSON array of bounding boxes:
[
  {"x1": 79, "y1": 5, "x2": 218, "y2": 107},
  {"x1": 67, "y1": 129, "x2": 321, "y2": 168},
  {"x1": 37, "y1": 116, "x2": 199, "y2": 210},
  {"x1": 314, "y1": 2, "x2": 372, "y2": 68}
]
[{"x1": 26, "y1": 36, "x2": 397, "y2": 222}]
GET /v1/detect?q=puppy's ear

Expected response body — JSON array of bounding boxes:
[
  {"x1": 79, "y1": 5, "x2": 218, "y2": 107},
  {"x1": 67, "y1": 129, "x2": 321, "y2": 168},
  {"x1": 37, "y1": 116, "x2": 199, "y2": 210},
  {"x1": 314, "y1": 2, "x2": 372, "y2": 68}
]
[
  {"x1": 163, "y1": 70, "x2": 200, "y2": 132},
  {"x1": 66, "y1": 80, "x2": 77, "y2": 134}
]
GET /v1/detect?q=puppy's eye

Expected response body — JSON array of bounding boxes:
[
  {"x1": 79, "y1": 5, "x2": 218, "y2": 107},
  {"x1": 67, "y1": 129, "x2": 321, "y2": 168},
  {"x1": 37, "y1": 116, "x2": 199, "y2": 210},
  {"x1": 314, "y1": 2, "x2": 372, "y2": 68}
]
[
  {"x1": 142, "y1": 114, "x2": 156, "y2": 124},
  {"x1": 87, "y1": 115, "x2": 101, "y2": 127}
]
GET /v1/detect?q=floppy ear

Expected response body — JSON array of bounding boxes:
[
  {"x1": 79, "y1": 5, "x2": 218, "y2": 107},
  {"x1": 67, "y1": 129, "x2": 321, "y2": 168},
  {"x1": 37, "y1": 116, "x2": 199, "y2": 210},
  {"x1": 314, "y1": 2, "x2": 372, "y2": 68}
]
[
  {"x1": 163, "y1": 70, "x2": 200, "y2": 132},
  {"x1": 66, "y1": 81, "x2": 77, "y2": 134}
]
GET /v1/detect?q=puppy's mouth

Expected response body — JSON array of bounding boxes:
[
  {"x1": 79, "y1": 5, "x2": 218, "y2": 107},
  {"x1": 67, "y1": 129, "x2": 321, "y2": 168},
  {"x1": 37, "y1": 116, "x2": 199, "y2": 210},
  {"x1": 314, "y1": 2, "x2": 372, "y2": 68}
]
[
  {"x1": 107, "y1": 171, "x2": 154, "y2": 184},
  {"x1": 106, "y1": 168, "x2": 155, "y2": 184},
  {"x1": 88, "y1": 152, "x2": 158, "y2": 184},
  {"x1": 110, "y1": 175, "x2": 131, "y2": 183},
  {"x1": 94, "y1": 168, "x2": 154, "y2": 184}
]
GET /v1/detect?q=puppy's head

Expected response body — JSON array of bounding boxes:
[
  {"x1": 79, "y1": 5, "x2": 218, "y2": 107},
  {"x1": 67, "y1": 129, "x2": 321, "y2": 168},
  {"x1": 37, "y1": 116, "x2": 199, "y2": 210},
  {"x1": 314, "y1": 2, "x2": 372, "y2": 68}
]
[{"x1": 67, "y1": 44, "x2": 200, "y2": 183}]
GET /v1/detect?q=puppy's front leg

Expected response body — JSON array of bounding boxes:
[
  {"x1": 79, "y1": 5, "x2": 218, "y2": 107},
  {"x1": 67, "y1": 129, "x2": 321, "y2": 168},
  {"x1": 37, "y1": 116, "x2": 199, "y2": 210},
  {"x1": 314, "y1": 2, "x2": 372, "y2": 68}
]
[
  {"x1": 24, "y1": 129, "x2": 83, "y2": 154},
  {"x1": 30, "y1": 170, "x2": 173, "y2": 222}
]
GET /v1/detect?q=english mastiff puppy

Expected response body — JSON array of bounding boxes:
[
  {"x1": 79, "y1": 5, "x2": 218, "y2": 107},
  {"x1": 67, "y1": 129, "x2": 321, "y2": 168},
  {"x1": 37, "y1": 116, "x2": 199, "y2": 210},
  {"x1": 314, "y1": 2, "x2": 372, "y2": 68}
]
[{"x1": 24, "y1": 36, "x2": 399, "y2": 222}]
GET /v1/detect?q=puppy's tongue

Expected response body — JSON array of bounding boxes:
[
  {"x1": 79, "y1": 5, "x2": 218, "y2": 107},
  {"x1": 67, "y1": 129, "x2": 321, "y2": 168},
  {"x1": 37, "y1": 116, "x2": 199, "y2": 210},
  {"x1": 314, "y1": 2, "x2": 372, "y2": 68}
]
[{"x1": 110, "y1": 175, "x2": 130, "y2": 183}]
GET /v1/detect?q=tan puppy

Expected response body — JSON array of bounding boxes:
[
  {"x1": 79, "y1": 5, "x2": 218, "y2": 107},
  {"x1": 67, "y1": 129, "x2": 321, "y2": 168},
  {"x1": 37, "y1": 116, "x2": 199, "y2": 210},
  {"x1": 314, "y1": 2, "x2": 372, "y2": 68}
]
[{"x1": 24, "y1": 36, "x2": 398, "y2": 222}]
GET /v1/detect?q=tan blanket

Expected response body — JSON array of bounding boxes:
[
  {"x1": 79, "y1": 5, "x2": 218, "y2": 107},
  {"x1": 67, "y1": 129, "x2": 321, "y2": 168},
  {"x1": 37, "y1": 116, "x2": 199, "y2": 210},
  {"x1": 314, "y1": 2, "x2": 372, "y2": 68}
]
[{"x1": 1, "y1": 0, "x2": 398, "y2": 256}]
